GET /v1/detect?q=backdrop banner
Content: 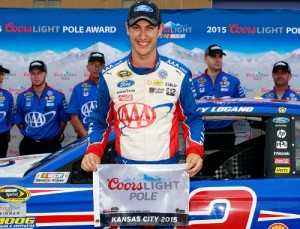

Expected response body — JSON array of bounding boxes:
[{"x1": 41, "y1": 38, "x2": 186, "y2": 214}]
[
  {"x1": 1, "y1": 8, "x2": 300, "y2": 155},
  {"x1": 93, "y1": 164, "x2": 189, "y2": 227}
]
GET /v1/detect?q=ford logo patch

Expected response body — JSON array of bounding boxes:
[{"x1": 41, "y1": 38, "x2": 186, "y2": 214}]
[
  {"x1": 117, "y1": 80, "x2": 135, "y2": 88},
  {"x1": 273, "y1": 117, "x2": 290, "y2": 124}
]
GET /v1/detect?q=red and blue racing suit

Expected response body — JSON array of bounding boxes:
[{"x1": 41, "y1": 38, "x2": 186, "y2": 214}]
[{"x1": 86, "y1": 53, "x2": 204, "y2": 164}]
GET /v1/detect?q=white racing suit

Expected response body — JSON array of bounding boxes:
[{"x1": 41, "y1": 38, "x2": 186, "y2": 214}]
[{"x1": 86, "y1": 53, "x2": 204, "y2": 163}]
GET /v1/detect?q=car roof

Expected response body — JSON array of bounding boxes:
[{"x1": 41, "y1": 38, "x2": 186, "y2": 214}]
[{"x1": 197, "y1": 98, "x2": 300, "y2": 116}]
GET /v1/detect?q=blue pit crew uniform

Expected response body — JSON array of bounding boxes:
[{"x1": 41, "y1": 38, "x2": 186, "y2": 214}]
[
  {"x1": 86, "y1": 53, "x2": 204, "y2": 164},
  {"x1": 0, "y1": 88, "x2": 14, "y2": 158},
  {"x1": 261, "y1": 86, "x2": 300, "y2": 101},
  {"x1": 192, "y1": 69, "x2": 245, "y2": 150},
  {"x1": 66, "y1": 78, "x2": 97, "y2": 132},
  {"x1": 16, "y1": 84, "x2": 70, "y2": 155}
]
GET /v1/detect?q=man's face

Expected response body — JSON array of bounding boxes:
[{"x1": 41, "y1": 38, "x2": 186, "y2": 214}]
[
  {"x1": 272, "y1": 68, "x2": 291, "y2": 87},
  {"x1": 0, "y1": 72, "x2": 4, "y2": 83},
  {"x1": 204, "y1": 53, "x2": 223, "y2": 71},
  {"x1": 87, "y1": 60, "x2": 105, "y2": 78},
  {"x1": 126, "y1": 20, "x2": 163, "y2": 59},
  {"x1": 30, "y1": 69, "x2": 47, "y2": 88}
]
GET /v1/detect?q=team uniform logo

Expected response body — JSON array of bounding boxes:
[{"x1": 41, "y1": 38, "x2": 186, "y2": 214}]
[
  {"x1": 81, "y1": 101, "x2": 97, "y2": 123},
  {"x1": 117, "y1": 80, "x2": 135, "y2": 88},
  {"x1": 0, "y1": 111, "x2": 7, "y2": 122},
  {"x1": 117, "y1": 70, "x2": 133, "y2": 79},
  {"x1": 24, "y1": 111, "x2": 56, "y2": 132},
  {"x1": 118, "y1": 103, "x2": 156, "y2": 129}
]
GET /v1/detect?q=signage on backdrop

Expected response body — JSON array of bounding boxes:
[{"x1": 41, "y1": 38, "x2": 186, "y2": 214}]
[
  {"x1": 1, "y1": 8, "x2": 300, "y2": 156},
  {"x1": 93, "y1": 164, "x2": 189, "y2": 227}
]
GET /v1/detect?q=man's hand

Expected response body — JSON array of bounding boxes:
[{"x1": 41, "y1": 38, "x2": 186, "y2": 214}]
[
  {"x1": 185, "y1": 153, "x2": 203, "y2": 177},
  {"x1": 81, "y1": 153, "x2": 101, "y2": 172}
]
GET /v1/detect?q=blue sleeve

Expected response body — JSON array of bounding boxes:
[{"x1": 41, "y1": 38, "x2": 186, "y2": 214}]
[
  {"x1": 87, "y1": 75, "x2": 112, "y2": 145},
  {"x1": 233, "y1": 78, "x2": 246, "y2": 98},
  {"x1": 66, "y1": 85, "x2": 80, "y2": 115},
  {"x1": 179, "y1": 71, "x2": 204, "y2": 155},
  {"x1": 58, "y1": 93, "x2": 71, "y2": 122},
  {"x1": 191, "y1": 77, "x2": 201, "y2": 99},
  {"x1": 15, "y1": 95, "x2": 24, "y2": 125},
  {"x1": 261, "y1": 93, "x2": 268, "y2": 98},
  {"x1": 7, "y1": 93, "x2": 15, "y2": 125}
]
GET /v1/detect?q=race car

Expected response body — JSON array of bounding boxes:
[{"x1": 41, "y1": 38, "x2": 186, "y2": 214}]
[{"x1": 0, "y1": 98, "x2": 300, "y2": 229}]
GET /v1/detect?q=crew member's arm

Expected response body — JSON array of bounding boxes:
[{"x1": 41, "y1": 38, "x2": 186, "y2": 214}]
[
  {"x1": 233, "y1": 78, "x2": 246, "y2": 98},
  {"x1": 66, "y1": 87, "x2": 87, "y2": 137},
  {"x1": 70, "y1": 114, "x2": 87, "y2": 137},
  {"x1": 15, "y1": 94, "x2": 24, "y2": 132},
  {"x1": 7, "y1": 93, "x2": 15, "y2": 127},
  {"x1": 57, "y1": 94, "x2": 71, "y2": 141}
]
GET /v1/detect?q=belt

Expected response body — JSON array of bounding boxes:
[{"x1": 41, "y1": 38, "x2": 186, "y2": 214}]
[
  {"x1": 116, "y1": 152, "x2": 179, "y2": 164},
  {"x1": 25, "y1": 135, "x2": 59, "y2": 143}
]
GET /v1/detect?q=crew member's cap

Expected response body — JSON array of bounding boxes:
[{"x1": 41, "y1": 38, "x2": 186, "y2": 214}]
[
  {"x1": 88, "y1": 52, "x2": 105, "y2": 63},
  {"x1": 272, "y1": 61, "x2": 291, "y2": 73},
  {"x1": 127, "y1": 0, "x2": 161, "y2": 27},
  {"x1": 29, "y1": 60, "x2": 47, "y2": 72},
  {"x1": 205, "y1": 44, "x2": 226, "y2": 57},
  {"x1": 0, "y1": 65, "x2": 10, "y2": 74}
]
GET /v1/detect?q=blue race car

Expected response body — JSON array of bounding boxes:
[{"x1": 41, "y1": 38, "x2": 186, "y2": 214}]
[{"x1": 0, "y1": 98, "x2": 300, "y2": 229}]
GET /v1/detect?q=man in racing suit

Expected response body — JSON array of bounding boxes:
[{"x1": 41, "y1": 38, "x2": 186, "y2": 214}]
[
  {"x1": 16, "y1": 60, "x2": 70, "y2": 155},
  {"x1": 66, "y1": 52, "x2": 105, "y2": 138},
  {"x1": 81, "y1": 0, "x2": 204, "y2": 178},
  {"x1": 0, "y1": 65, "x2": 14, "y2": 158},
  {"x1": 192, "y1": 44, "x2": 245, "y2": 150},
  {"x1": 261, "y1": 61, "x2": 300, "y2": 100}
]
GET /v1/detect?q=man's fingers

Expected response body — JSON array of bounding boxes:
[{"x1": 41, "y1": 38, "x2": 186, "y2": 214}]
[
  {"x1": 81, "y1": 153, "x2": 100, "y2": 172},
  {"x1": 186, "y1": 153, "x2": 203, "y2": 177}
]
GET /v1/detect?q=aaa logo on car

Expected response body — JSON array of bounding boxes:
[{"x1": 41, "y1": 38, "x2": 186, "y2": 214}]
[{"x1": 0, "y1": 185, "x2": 31, "y2": 203}]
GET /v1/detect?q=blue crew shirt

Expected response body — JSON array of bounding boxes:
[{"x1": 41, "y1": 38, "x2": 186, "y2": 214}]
[
  {"x1": 0, "y1": 88, "x2": 14, "y2": 133},
  {"x1": 192, "y1": 69, "x2": 245, "y2": 129},
  {"x1": 66, "y1": 78, "x2": 98, "y2": 131},
  {"x1": 261, "y1": 86, "x2": 300, "y2": 101},
  {"x1": 16, "y1": 84, "x2": 70, "y2": 139}
]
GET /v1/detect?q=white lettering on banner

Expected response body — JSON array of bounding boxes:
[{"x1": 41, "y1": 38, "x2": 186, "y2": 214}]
[
  {"x1": 129, "y1": 192, "x2": 158, "y2": 200},
  {"x1": 94, "y1": 164, "x2": 189, "y2": 227},
  {"x1": 111, "y1": 216, "x2": 142, "y2": 223},
  {"x1": 286, "y1": 27, "x2": 300, "y2": 34},
  {"x1": 62, "y1": 26, "x2": 117, "y2": 33},
  {"x1": 32, "y1": 26, "x2": 60, "y2": 33},
  {"x1": 86, "y1": 26, "x2": 117, "y2": 33},
  {"x1": 210, "y1": 107, "x2": 254, "y2": 112},
  {"x1": 62, "y1": 26, "x2": 84, "y2": 33}
]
